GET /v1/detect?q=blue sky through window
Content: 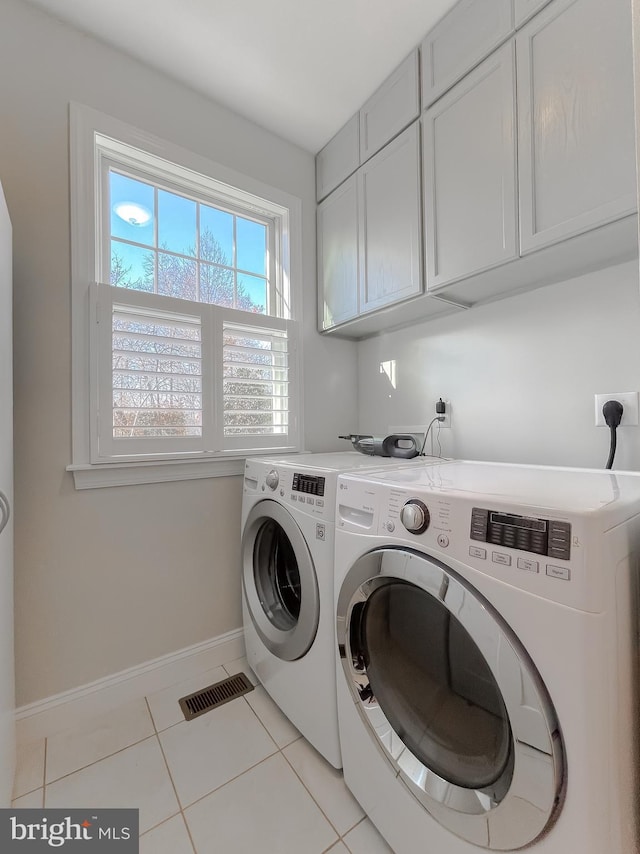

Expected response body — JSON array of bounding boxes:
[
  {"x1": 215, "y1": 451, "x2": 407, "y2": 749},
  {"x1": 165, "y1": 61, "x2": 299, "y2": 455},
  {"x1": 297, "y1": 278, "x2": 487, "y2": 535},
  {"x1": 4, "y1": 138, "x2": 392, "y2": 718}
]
[
  {"x1": 109, "y1": 170, "x2": 269, "y2": 313},
  {"x1": 237, "y1": 218, "x2": 266, "y2": 275},
  {"x1": 110, "y1": 173, "x2": 154, "y2": 247},
  {"x1": 158, "y1": 190, "x2": 196, "y2": 255},
  {"x1": 201, "y1": 205, "x2": 233, "y2": 263}
]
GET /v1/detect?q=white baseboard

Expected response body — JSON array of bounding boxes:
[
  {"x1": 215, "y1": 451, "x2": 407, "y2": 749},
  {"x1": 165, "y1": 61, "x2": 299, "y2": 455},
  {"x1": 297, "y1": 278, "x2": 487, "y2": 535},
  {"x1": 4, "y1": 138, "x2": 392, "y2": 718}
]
[{"x1": 16, "y1": 628, "x2": 245, "y2": 744}]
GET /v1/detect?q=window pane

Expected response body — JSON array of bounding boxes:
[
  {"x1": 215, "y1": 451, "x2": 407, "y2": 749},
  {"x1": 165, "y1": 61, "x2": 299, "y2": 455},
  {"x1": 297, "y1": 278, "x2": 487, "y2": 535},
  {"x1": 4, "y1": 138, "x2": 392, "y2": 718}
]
[
  {"x1": 237, "y1": 217, "x2": 267, "y2": 275},
  {"x1": 200, "y1": 205, "x2": 233, "y2": 265},
  {"x1": 237, "y1": 273, "x2": 267, "y2": 314},
  {"x1": 111, "y1": 241, "x2": 154, "y2": 291},
  {"x1": 158, "y1": 190, "x2": 196, "y2": 256},
  {"x1": 110, "y1": 172, "x2": 155, "y2": 247},
  {"x1": 157, "y1": 251, "x2": 196, "y2": 301},
  {"x1": 200, "y1": 262, "x2": 234, "y2": 308}
]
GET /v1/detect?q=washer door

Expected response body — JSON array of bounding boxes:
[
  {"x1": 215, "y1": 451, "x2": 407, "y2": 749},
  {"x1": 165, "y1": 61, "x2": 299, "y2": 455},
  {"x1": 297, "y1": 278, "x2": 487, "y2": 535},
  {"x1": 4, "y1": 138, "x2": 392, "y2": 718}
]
[
  {"x1": 243, "y1": 500, "x2": 319, "y2": 662},
  {"x1": 337, "y1": 548, "x2": 565, "y2": 850}
]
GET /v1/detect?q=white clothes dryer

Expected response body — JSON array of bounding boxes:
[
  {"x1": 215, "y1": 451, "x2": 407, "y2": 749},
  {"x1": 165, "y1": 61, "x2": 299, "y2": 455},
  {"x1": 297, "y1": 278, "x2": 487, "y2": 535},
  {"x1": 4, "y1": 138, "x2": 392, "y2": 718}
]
[
  {"x1": 334, "y1": 460, "x2": 640, "y2": 852},
  {"x1": 241, "y1": 452, "x2": 445, "y2": 769}
]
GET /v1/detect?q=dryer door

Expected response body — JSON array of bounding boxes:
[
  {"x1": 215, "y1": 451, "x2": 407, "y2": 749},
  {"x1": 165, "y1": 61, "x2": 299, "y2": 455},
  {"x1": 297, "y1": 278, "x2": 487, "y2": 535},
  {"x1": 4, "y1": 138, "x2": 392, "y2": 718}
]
[
  {"x1": 243, "y1": 500, "x2": 319, "y2": 662},
  {"x1": 337, "y1": 548, "x2": 565, "y2": 851}
]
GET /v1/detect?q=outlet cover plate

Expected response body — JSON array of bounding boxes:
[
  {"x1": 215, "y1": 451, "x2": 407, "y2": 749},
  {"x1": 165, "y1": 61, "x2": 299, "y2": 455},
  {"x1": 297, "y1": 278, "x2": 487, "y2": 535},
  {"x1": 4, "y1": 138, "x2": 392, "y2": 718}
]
[
  {"x1": 594, "y1": 392, "x2": 639, "y2": 426},
  {"x1": 434, "y1": 400, "x2": 451, "y2": 429}
]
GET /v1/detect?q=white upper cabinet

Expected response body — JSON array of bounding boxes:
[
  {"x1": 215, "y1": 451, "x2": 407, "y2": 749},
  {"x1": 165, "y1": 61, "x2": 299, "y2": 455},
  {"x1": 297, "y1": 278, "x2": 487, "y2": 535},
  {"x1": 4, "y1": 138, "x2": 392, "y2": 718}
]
[
  {"x1": 359, "y1": 51, "x2": 420, "y2": 163},
  {"x1": 514, "y1": 0, "x2": 553, "y2": 27},
  {"x1": 424, "y1": 42, "x2": 518, "y2": 290},
  {"x1": 316, "y1": 114, "x2": 360, "y2": 202},
  {"x1": 421, "y1": 0, "x2": 514, "y2": 108},
  {"x1": 517, "y1": 0, "x2": 637, "y2": 254},
  {"x1": 317, "y1": 175, "x2": 359, "y2": 330},
  {"x1": 359, "y1": 122, "x2": 423, "y2": 314}
]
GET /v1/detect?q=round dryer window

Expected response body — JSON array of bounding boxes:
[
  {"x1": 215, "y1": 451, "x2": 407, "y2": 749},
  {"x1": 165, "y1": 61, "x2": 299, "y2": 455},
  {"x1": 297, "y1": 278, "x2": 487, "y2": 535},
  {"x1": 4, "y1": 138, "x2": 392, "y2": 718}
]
[
  {"x1": 243, "y1": 501, "x2": 319, "y2": 662},
  {"x1": 337, "y1": 548, "x2": 565, "y2": 851}
]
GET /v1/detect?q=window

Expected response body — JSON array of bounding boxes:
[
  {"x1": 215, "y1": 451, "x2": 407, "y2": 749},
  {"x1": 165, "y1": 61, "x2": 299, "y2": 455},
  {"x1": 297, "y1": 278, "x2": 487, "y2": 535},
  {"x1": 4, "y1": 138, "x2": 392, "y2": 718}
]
[{"x1": 69, "y1": 104, "x2": 302, "y2": 487}]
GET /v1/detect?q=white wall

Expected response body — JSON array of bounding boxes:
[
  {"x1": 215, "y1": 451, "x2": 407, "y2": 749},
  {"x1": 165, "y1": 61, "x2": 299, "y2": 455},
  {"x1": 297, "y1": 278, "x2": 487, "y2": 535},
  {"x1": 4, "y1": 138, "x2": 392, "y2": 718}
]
[
  {"x1": 0, "y1": 0, "x2": 357, "y2": 705},
  {"x1": 357, "y1": 260, "x2": 640, "y2": 471}
]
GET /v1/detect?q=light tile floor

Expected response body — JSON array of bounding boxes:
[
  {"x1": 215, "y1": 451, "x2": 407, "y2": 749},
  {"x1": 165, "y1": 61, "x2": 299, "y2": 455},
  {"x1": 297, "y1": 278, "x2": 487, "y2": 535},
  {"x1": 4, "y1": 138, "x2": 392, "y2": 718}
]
[{"x1": 12, "y1": 656, "x2": 393, "y2": 853}]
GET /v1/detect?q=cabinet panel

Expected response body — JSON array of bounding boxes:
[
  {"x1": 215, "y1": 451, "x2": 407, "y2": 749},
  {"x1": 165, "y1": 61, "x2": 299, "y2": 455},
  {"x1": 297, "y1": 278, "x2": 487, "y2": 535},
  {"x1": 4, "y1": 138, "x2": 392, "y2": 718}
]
[
  {"x1": 424, "y1": 43, "x2": 518, "y2": 291},
  {"x1": 517, "y1": 0, "x2": 637, "y2": 253},
  {"x1": 317, "y1": 175, "x2": 359, "y2": 330},
  {"x1": 421, "y1": 0, "x2": 514, "y2": 108},
  {"x1": 316, "y1": 114, "x2": 360, "y2": 202},
  {"x1": 359, "y1": 50, "x2": 420, "y2": 163},
  {"x1": 359, "y1": 123, "x2": 423, "y2": 314},
  {"x1": 514, "y1": 0, "x2": 553, "y2": 27}
]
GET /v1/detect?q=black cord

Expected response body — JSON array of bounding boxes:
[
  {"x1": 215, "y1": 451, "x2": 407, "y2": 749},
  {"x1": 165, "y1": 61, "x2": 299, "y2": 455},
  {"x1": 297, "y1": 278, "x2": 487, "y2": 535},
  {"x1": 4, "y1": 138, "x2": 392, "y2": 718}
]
[
  {"x1": 605, "y1": 425, "x2": 617, "y2": 470},
  {"x1": 602, "y1": 400, "x2": 624, "y2": 470},
  {"x1": 419, "y1": 416, "x2": 444, "y2": 456}
]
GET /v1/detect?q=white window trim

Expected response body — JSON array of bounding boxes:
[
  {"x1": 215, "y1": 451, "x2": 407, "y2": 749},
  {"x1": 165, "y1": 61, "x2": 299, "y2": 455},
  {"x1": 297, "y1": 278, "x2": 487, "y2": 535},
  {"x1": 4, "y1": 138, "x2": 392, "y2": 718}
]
[{"x1": 68, "y1": 103, "x2": 304, "y2": 488}]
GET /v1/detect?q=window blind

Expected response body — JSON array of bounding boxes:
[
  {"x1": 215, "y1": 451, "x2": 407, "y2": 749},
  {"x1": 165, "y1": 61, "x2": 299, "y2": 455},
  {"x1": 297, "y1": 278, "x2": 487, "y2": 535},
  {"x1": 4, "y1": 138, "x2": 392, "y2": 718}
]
[{"x1": 222, "y1": 322, "x2": 289, "y2": 438}]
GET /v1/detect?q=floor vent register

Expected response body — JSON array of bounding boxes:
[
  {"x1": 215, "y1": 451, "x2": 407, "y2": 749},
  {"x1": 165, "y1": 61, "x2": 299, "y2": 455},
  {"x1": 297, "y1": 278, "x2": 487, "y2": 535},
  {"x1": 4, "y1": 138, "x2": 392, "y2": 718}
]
[{"x1": 178, "y1": 672, "x2": 254, "y2": 721}]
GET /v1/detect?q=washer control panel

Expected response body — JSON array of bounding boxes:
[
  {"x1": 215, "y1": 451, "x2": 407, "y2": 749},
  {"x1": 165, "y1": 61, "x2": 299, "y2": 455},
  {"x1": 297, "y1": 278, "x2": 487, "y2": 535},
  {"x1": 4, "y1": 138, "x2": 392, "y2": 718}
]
[
  {"x1": 470, "y1": 508, "x2": 571, "y2": 561},
  {"x1": 244, "y1": 462, "x2": 330, "y2": 518},
  {"x1": 292, "y1": 472, "x2": 325, "y2": 497}
]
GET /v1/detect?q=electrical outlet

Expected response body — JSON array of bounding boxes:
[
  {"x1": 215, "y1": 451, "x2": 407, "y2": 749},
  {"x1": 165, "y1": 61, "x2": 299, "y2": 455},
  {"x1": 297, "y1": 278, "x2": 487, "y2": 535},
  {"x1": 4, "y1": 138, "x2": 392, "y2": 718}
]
[
  {"x1": 435, "y1": 399, "x2": 451, "y2": 429},
  {"x1": 594, "y1": 392, "x2": 639, "y2": 426}
]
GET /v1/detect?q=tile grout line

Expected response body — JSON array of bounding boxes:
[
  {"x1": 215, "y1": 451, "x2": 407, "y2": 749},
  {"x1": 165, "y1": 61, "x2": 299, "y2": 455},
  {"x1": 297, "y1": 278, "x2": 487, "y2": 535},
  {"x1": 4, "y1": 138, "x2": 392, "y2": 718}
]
[
  {"x1": 340, "y1": 815, "x2": 369, "y2": 852},
  {"x1": 239, "y1": 690, "x2": 284, "y2": 754},
  {"x1": 144, "y1": 696, "x2": 197, "y2": 854},
  {"x1": 176, "y1": 743, "x2": 281, "y2": 813},
  {"x1": 222, "y1": 658, "x2": 364, "y2": 851},
  {"x1": 280, "y1": 747, "x2": 344, "y2": 842},
  {"x1": 42, "y1": 732, "x2": 158, "y2": 788}
]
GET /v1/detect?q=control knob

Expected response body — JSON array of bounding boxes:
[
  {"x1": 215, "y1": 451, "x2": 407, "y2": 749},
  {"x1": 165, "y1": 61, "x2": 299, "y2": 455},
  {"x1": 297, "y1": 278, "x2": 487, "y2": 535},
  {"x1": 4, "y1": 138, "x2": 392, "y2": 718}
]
[
  {"x1": 265, "y1": 470, "x2": 279, "y2": 490},
  {"x1": 400, "y1": 499, "x2": 430, "y2": 534}
]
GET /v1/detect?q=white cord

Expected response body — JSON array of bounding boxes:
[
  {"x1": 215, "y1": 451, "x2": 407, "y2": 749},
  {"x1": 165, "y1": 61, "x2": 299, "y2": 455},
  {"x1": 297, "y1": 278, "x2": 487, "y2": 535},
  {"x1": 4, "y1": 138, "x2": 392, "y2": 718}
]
[{"x1": 419, "y1": 417, "x2": 444, "y2": 456}]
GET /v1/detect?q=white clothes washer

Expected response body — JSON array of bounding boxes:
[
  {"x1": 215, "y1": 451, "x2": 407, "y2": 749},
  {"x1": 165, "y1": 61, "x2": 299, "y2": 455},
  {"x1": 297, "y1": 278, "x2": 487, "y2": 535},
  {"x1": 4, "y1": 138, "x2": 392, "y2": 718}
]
[
  {"x1": 241, "y1": 452, "x2": 445, "y2": 769},
  {"x1": 334, "y1": 460, "x2": 640, "y2": 852}
]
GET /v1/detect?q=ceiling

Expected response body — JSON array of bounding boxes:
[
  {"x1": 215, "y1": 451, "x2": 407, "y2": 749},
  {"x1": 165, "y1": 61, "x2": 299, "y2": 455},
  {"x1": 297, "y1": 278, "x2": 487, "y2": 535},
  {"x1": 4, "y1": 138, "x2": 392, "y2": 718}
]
[{"x1": 26, "y1": 0, "x2": 458, "y2": 153}]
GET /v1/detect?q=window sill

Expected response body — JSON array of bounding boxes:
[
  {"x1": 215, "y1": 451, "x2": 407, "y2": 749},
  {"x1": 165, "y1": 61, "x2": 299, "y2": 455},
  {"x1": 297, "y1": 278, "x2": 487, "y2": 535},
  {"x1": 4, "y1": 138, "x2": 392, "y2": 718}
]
[{"x1": 67, "y1": 456, "x2": 247, "y2": 489}]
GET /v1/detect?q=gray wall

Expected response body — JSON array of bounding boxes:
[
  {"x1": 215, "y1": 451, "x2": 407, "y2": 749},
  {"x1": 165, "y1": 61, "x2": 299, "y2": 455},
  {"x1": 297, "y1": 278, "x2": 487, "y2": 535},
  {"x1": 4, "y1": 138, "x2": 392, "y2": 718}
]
[
  {"x1": 0, "y1": 0, "x2": 357, "y2": 706},
  {"x1": 357, "y1": 260, "x2": 640, "y2": 471}
]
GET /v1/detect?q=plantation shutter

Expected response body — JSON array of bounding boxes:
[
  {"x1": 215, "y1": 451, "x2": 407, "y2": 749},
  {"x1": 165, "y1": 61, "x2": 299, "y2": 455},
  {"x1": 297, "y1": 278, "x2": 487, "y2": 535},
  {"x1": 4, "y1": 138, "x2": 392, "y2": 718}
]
[
  {"x1": 93, "y1": 285, "x2": 213, "y2": 460},
  {"x1": 219, "y1": 315, "x2": 298, "y2": 452},
  {"x1": 92, "y1": 285, "x2": 298, "y2": 461}
]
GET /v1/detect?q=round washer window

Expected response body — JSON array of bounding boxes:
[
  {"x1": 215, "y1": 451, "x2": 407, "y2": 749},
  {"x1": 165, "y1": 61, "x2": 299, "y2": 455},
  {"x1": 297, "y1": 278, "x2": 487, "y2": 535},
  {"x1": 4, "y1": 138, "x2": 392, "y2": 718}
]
[
  {"x1": 360, "y1": 580, "x2": 512, "y2": 790},
  {"x1": 242, "y1": 500, "x2": 319, "y2": 662},
  {"x1": 337, "y1": 548, "x2": 565, "y2": 850},
  {"x1": 254, "y1": 519, "x2": 302, "y2": 631}
]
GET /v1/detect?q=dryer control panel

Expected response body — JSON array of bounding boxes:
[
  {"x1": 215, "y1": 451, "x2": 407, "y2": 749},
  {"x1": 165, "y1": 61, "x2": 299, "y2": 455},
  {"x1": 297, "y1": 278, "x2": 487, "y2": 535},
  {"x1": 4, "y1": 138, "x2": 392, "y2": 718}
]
[{"x1": 470, "y1": 508, "x2": 571, "y2": 561}]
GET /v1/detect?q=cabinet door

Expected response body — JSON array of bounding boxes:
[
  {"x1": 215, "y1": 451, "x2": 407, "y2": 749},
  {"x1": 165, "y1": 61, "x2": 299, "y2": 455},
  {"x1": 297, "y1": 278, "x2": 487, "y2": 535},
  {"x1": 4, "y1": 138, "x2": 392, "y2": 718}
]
[
  {"x1": 424, "y1": 43, "x2": 518, "y2": 291},
  {"x1": 316, "y1": 115, "x2": 360, "y2": 202},
  {"x1": 359, "y1": 123, "x2": 423, "y2": 314},
  {"x1": 421, "y1": 0, "x2": 514, "y2": 108},
  {"x1": 359, "y1": 51, "x2": 419, "y2": 163},
  {"x1": 317, "y1": 175, "x2": 359, "y2": 330},
  {"x1": 514, "y1": 0, "x2": 553, "y2": 27},
  {"x1": 517, "y1": 0, "x2": 636, "y2": 254}
]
